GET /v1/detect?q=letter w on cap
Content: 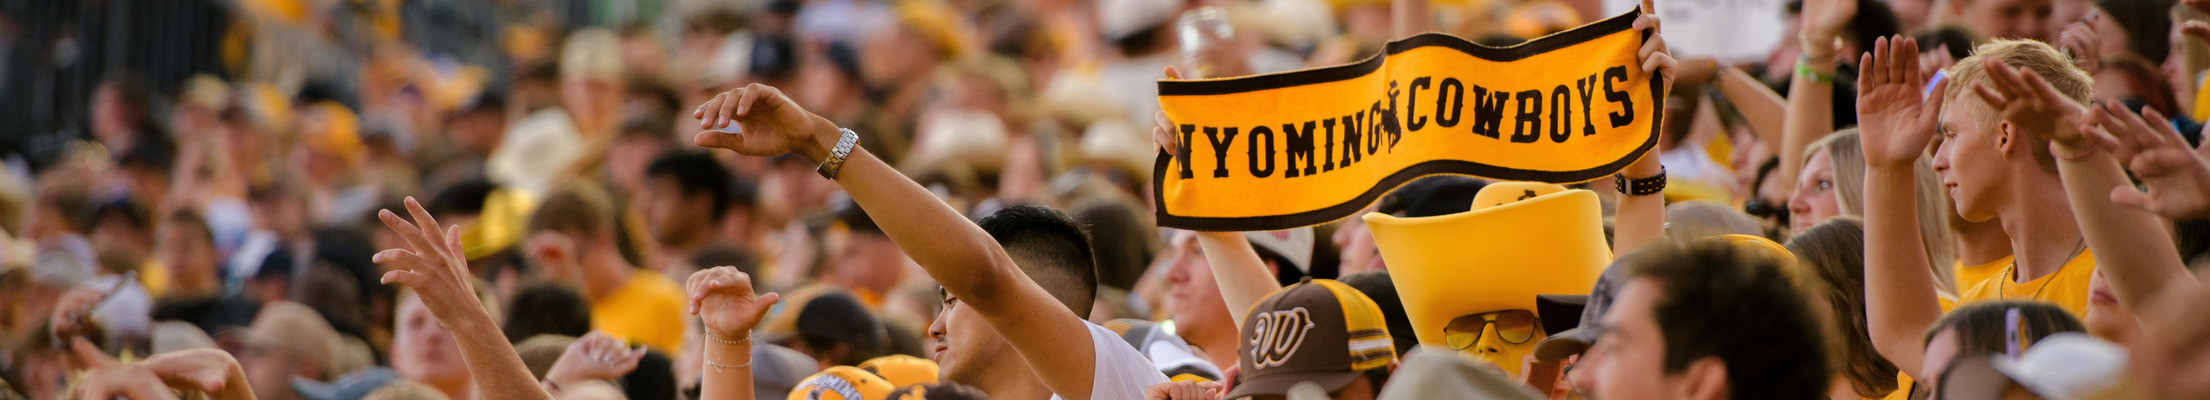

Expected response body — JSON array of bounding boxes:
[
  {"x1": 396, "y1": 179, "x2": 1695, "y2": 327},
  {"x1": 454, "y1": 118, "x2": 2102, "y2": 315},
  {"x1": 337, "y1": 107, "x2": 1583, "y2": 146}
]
[{"x1": 1249, "y1": 308, "x2": 1317, "y2": 369}]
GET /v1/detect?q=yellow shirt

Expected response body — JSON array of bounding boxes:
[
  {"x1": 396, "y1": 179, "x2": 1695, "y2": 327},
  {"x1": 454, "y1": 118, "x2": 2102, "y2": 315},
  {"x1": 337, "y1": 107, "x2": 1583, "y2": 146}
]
[
  {"x1": 592, "y1": 270, "x2": 689, "y2": 353},
  {"x1": 1874, "y1": 372, "x2": 1918, "y2": 400},
  {"x1": 1953, "y1": 257, "x2": 2009, "y2": 297},
  {"x1": 1957, "y1": 250, "x2": 2095, "y2": 318}
]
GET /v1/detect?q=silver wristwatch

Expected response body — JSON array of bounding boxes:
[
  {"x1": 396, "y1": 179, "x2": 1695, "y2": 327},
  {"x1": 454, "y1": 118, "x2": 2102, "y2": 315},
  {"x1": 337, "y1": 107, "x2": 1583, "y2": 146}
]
[{"x1": 816, "y1": 128, "x2": 859, "y2": 179}]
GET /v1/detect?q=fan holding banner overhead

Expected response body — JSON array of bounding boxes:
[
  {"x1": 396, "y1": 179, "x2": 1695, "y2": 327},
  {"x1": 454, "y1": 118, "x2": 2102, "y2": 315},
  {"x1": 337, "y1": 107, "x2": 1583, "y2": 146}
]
[{"x1": 1150, "y1": 7, "x2": 1671, "y2": 232}]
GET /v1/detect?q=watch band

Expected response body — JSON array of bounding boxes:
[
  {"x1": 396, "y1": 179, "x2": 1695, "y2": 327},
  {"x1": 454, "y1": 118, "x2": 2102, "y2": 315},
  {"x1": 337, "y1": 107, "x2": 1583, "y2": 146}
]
[
  {"x1": 816, "y1": 128, "x2": 859, "y2": 180},
  {"x1": 1614, "y1": 167, "x2": 1667, "y2": 197}
]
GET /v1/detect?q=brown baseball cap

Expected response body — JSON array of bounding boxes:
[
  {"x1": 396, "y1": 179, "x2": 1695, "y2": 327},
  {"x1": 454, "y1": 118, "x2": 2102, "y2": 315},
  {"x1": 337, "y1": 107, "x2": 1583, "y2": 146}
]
[{"x1": 1225, "y1": 279, "x2": 1396, "y2": 399}]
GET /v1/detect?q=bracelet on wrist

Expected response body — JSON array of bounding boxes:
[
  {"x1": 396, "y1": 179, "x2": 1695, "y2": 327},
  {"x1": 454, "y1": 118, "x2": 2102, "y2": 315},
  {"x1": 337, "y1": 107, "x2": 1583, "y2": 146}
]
[
  {"x1": 704, "y1": 329, "x2": 751, "y2": 346},
  {"x1": 1796, "y1": 55, "x2": 1837, "y2": 84},
  {"x1": 1615, "y1": 167, "x2": 1668, "y2": 197}
]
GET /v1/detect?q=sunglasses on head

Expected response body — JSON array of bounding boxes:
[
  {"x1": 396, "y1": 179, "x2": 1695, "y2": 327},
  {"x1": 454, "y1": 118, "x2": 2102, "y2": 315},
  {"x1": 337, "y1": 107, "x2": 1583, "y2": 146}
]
[{"x1": 1444, "y1": 309, "x2": 1541, "y2": 349}]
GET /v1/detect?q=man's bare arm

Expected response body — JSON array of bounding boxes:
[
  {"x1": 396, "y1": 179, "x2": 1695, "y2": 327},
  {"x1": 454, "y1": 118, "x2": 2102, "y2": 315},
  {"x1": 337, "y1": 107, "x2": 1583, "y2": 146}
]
[{"x1": 693, "y1": 84, "x2": 1104, "y2": 399}]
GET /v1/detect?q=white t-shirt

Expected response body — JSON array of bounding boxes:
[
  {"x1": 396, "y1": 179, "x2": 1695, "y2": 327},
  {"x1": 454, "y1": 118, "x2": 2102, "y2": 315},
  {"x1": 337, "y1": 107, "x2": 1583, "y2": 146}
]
[{"x1": 1051, "y1": 321, "x2": 1171, "y2": 400}]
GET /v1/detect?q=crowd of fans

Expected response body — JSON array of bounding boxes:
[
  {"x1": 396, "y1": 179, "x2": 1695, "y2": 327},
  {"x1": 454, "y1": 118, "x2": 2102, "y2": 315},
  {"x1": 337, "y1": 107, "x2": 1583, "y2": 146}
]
[{"x1": 6, "y1": 0, "x2": 2210, "y2": 398}]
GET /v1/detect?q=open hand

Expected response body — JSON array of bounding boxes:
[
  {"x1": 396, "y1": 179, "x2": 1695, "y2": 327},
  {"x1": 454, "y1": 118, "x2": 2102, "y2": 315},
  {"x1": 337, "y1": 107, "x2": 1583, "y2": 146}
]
[
  {"x1": 2057, "y1": 13, "x2": 2103, "y2": 76},
  {"x1": 546, "y1": 331, "x2": 647, "y2": 385},
  {"x1": 2084, "y1": 103, "x2": 2210, "y2": 220},
  {"x1": 1970, "y1": 55, "x2": 2091, "y2": 149},
  {"x1": 374, "y1": 197, "x2": 483, "y2": 323},
  {"x1": 686, "y1": 266, "x2": 779, "y2": 343},
  {"x1": 1856, "y1": 36, "x2": 1947, "y2": 167},
  {"x1": 693, "y1": 83, "x2": 838, "y2": 162}
]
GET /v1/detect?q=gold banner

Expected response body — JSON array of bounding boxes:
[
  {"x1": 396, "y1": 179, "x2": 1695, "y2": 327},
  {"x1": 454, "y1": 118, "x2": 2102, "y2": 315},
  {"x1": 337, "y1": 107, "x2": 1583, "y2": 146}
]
[{"x1": 1152, "y1": 9, "x2": 1662, "y2": 231}]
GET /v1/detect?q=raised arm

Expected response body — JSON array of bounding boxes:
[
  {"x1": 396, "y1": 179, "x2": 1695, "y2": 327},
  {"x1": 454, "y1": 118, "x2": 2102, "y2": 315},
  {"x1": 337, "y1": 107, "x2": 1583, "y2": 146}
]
[
  {"x1": 1971, "y1": 58, "x2": 2197, "y2": 321},
  {"x1": 691, "y1": 84, "x2": 1104, "y2": 399},
  {"x1": 687, "y1": 266, "x2": 780, "y2": 400},
  {"x1": 1706, "y1": 62, "x2": 1790, "y2": 147},
  {"x1": 375, "y1": 198, "x2": 553, "y2": 400},
  {"x1": 1192, "y1": 232, "x2": 1282, "y2": 328},
  {"x1": 1615, "y1": 10, "x2": 1675, "y2": 255},
  {"x1": 1777, "y1": 0, "x2": 1856, "y2": 194},
  {"x1": 1852, "y1": 36, "x2": 1951, "y2": 379}
]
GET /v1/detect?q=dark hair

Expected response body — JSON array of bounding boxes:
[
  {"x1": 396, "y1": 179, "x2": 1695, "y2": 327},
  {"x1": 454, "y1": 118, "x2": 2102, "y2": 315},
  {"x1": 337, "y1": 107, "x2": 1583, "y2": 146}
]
[
  {"x1": 427, "y1": 178, "x2": 499, "y2": 217},
  {"x1": 1621, "y1": 239, "x2": 1831, "y2": 399},
  {"x1": 1070, "y1": 198, "x2": 1155, "y2": 290},
  {"x1": 504, "y1": 282, "x2": 593, "y2": 342},
  {"x1": 1339, "y1": 270, "x2": 1419, "y2": 355},
  {"x1": 2095, "y1": 0, "x2": 2174, "y2": 63},
  {"x1": 795, "y1": 290, "x2": 887, "y2": 365},
  {"x1": 1921, "y1": 301, "x2": 2085, "y2": 358},
  {"x1": 1846, "y1": 0, "x2": 1901, "y2": 52},
  {"x1": 1377, "y1": 176, "x2": 1485, "y2": 218},
  {"x1": 644, "y1": 151, "x2": 736, "y2": 221},
  {"x1": 1912, "y1": 26, "x2": 1977, "y2": 61},
  {"x1": 1783, "y1": 218, "x2": 1898, "y2": 397},
  {"x1": 620, "y1": 349, "x2": 678, "y2": 400},
  {"x1": 975, "y1": 205, "x2": 1099, "y2": 318}
]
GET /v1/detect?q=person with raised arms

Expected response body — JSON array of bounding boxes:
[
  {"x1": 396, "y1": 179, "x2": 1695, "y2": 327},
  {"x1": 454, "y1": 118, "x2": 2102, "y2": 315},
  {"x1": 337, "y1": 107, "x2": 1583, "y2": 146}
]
[{"x1": 688, "y1": 81, "x2": 1169, "y2": 400}]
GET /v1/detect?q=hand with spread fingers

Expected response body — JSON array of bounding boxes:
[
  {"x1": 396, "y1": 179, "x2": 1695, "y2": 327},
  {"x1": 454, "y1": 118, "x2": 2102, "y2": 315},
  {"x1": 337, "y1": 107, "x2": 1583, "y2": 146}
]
[
  {"x1": 686, "y1": 266, "x2": 780, "y2": 346},
  {"x1": 545, "y1": 331, "x2": 648, "y2": 387},
  {"x1": 374, "y1": 197, "x2": 553, "y2": 400},
  {"x1": 374, "y1": 197, "x2": 481, "y2": 321},
  {"x1": 1969, "y1": 55, "x2": 2091, "y2": 150},
  {"x1": 2057, "y1": 16, "x2": 2102, "y2": 77},
  {"x1": 1856, "y1": 36, "x2": 1946, "y2": 168},
  {"x1": 2083, "y1": 103, "x2": 2210, "y2": 220},
  {"x1": 692, "y1": 83, "x2": 840, "y2": 163}
]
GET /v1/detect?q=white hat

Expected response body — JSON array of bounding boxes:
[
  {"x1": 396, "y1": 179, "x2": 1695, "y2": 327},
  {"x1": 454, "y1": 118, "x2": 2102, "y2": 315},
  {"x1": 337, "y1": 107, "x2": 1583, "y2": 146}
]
[
  {"x1": 1097, "y1": 0, "x2": 1181, "y2": 41},
  {"x1": 1992, "y1": 333, "x2": 2131, "y2": 400},
  {"x1": 488, "y1": 108, "x2": 586, "y2": 196},
  {"x1": 1244, "y1": 227, "x2": 1314, "y2": 274}
]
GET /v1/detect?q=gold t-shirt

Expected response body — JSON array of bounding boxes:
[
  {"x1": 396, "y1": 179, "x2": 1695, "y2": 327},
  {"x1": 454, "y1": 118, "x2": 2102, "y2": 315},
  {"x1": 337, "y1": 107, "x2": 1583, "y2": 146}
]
[
  {"x1": 592, "y1": 270, "x2": 690, "y2": 353},
  {"x1": 1957, "y1": 250, "x2": 2095, "y2": 318}
]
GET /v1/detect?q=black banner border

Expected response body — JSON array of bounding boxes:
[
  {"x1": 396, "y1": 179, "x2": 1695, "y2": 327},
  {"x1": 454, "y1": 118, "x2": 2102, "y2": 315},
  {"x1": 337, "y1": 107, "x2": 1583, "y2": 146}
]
[
  {"x1": 1156, "y1": 7, "x2": 1644, "y2": 97},
  {"x1": 1150, "y1": 9, "x2": 1661, "y2": 232}
]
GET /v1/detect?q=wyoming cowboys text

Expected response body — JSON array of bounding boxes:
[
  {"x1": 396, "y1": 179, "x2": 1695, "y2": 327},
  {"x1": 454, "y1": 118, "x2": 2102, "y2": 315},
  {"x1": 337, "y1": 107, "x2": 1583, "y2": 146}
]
[
  {"x1": 1166, "y1": 66, "x2": 1641, "y2": 181},
  {"x1": 1150, "y1": 9, "x2": 1658, "y2": 231}
]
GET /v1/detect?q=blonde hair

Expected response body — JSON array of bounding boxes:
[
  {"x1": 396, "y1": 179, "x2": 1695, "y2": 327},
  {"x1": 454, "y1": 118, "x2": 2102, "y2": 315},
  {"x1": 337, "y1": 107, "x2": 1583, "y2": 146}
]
[
  {"x1": 1940, "y1": 39, "x2": 2094, "y2": 173},
  {"x1": 1811, "y1": 130, "x2": 1958, "y2": 293}
]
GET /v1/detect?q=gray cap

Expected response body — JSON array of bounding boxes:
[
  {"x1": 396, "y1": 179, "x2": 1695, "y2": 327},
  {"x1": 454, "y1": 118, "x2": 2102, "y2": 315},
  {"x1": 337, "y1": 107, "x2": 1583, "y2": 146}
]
[
  {"x1": 1374, "y1": 346, "x2": 1544, "y2": 400},
  {"x1": 1533, "y1": 262, "x2": 1627, "y2": 362}
]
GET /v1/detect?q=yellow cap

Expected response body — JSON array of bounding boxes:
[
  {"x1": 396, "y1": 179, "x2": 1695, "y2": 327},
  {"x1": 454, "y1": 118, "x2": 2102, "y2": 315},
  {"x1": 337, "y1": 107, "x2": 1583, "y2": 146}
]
[
  {"x1": 789, "y1": 366, "x2": 896, "y2": 400},
  {"x1": 460, "y1": 188, "x2": 536, "y2": 260},
  {"x1": 303, "y1": 101, "x2": 362, "y2": 164},
  {"x1": 1361, "y1": 182, "x2": 1608, "y2": 376},
  {"x1": 858, "y1": 355, "x2": 940, "y2": 387},
  {"x1": 895, "y1": 0, "x2": 973, "y2": 60}
]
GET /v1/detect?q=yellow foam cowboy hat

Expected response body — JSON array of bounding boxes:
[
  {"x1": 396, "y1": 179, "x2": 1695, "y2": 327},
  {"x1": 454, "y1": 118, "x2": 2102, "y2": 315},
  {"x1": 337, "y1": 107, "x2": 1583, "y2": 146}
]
[{"x1": 1362, "y1": 181, "x2": 1609, "y2": 375}]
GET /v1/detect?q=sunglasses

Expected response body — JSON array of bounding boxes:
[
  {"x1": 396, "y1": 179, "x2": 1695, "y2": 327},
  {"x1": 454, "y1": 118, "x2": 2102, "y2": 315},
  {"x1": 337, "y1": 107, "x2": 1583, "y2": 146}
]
[{"x1": 1444, "y1": 309, "x2": 1542, "y2": 349}]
